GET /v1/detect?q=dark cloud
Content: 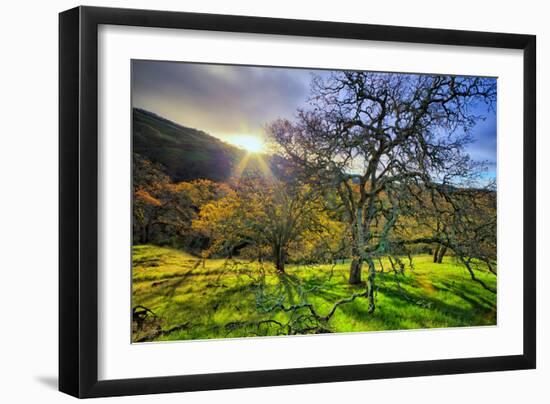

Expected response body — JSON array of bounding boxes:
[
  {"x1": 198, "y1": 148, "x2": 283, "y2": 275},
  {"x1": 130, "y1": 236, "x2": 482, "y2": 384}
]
[{"x1": 132, "y1": 60, "x2": 315, "y2": 140}]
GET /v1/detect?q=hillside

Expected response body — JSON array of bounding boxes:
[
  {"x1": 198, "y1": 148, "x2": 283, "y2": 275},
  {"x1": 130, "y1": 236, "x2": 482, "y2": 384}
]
[{"x1": 133, "y1": 108, "x2": 246, "y2": 182}]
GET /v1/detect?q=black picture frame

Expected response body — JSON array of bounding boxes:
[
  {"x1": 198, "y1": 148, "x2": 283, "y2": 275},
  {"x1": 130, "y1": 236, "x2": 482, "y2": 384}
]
[{"x1": 59, "y1": 5, "x2": 536, "y2": 398}]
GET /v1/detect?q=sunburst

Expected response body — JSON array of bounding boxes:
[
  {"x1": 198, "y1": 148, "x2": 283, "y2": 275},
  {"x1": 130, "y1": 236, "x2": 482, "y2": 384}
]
[{"x1": 231, "y1": 135, "x2": 265, "y2": 153}]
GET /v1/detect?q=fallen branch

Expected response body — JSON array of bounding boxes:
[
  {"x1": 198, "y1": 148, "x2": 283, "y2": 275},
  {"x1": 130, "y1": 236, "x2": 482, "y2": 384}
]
[{"x1": 262, "y1": 288, "x2": 369, "y2": 323}]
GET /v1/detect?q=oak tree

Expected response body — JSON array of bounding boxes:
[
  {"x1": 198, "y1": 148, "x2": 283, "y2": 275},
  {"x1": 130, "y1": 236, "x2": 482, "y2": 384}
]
[{"x1": 268, "y1": 72, "x2": 496, "y2": 312}]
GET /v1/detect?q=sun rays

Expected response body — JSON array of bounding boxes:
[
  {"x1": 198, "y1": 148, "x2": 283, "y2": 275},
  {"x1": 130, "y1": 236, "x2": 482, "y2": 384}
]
[
  {"x1": 228, "y1": 133, "x2": 273, "y2": 179},
  {"x1": 232, "y1": 148, "x2": 273, "y2": 179}
]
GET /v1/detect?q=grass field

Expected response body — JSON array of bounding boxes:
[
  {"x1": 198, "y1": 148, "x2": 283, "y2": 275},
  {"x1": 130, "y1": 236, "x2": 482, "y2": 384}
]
[{"x1": 132, "y1": 245, "x2": 497, "y2": 342}]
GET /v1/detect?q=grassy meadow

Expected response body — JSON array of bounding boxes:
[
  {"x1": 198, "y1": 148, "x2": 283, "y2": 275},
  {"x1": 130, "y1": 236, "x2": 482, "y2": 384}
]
[{"x1": 132, "y1": 245, "x2": 496, "y2": 342}]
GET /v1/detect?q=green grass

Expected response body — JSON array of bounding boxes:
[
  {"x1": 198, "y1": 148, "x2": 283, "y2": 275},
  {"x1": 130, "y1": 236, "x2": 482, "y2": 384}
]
[{"x1": 132, "y1": 245, "x2": 497, "y2": 342}]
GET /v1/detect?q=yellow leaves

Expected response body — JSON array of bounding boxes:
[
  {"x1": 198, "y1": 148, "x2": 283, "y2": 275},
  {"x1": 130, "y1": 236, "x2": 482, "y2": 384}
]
[
  {"x1": 191, "y1": 176, "x2": 347, "y2": 261},
  {"x1": 173, "y1": 179, "x2": 235, "y2": 207}
]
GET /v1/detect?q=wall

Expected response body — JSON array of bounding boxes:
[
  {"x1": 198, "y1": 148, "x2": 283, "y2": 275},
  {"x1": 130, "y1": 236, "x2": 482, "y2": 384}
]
[{"x1": 0, "y1": 0, "x2": 546, "y2": 402}]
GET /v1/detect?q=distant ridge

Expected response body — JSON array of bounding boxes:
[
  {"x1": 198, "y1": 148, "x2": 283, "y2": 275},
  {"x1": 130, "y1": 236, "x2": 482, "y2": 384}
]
[{"x1": 133, "y1": 108, "x2": 248, "y2": 182}]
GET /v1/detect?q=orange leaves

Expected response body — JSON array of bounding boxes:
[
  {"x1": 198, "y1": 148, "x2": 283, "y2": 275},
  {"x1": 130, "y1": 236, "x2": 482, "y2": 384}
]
[{"x1": 135, "y1": 189, "x2": 162, "y2": 206}]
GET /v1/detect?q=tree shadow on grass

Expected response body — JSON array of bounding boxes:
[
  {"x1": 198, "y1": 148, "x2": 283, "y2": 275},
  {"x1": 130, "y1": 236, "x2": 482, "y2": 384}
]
[
  {"x1": 324, "y1": 279, "x2": 496, "y2": 332},
  {"x1": 307, "y1": 285, "x2": 359, "y2": 303},
  {"x1": 277, "y1": 273, "x2": 299, "y2": 305},
  {"x1": 432, "y1": 279, "x2": 496, "y2": 309},
  {"x1": 277, "y1": 270, "x2": 361, "y2": 303}
]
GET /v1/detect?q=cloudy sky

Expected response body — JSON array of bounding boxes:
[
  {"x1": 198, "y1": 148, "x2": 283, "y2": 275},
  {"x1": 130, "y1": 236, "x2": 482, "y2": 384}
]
[{"x1": 132, "y1": 60, "x2": 497, "y2": 180}]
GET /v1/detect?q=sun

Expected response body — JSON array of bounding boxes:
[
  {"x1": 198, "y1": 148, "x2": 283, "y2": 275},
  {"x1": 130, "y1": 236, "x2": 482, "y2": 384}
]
[{"x1": 231, "y1": 135, "x2": 265, "y2": 153}]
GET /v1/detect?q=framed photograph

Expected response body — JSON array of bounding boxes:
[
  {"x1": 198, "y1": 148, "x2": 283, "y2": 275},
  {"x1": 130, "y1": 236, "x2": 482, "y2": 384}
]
[{"x1": 59, "y1": 6, "x2": 536, "y2": 398}]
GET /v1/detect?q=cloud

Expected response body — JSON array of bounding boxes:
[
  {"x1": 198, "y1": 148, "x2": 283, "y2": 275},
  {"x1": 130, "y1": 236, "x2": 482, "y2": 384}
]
[
  {"x1": 132, "y1": 60, "x2": 314, "y2": 139},
  {"x1": 466, "y1": 107, "x2": 497, "y2": 165}
]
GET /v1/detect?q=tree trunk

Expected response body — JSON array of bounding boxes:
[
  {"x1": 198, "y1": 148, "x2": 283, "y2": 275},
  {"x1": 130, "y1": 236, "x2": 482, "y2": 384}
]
[
  {"x1": 273, "y1": 244, "x2": 286, "y2": 273},
  {"x1": 141, "y1": 223, "x2": 150, "y2": 244},
  {"x1": 436, "y1": 245, "x2": 447, "y2": 263},
  {"x1": 433, "y1": 244, "x2": 440, "y2": 263},
  {"x1": 366, "y1": 257, "x2": 376, "y2": 313},
  {"x1": 349, "y1": 256, "x2": 363, "y2": 284},
  {"x1": 348, "y1": 207, "x2": 365, "y2": 285},
  {"x1": 275, "y1": 258, "x2": 285, "y2": 273}
]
